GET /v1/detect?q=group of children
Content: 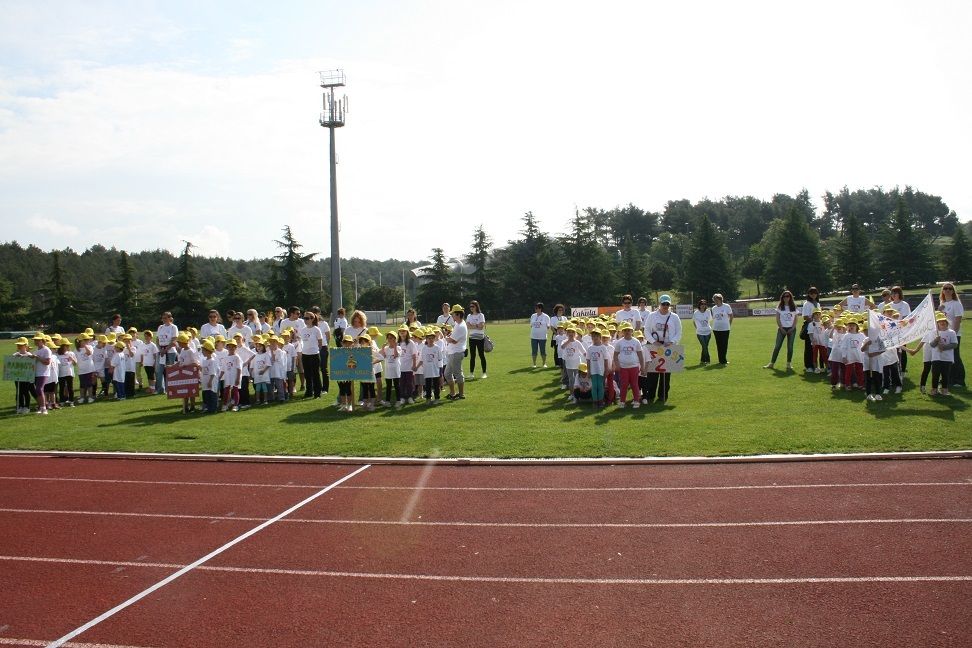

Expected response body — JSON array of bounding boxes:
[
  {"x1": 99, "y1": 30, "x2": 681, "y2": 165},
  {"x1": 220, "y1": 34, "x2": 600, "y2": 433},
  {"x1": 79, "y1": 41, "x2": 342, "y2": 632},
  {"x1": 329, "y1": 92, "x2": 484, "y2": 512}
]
[
  {"x1": 799, "y1": 303, "x2": 959, "y2": 401},
  {"x1": 11, "y1": 317, "x2": 471, "y2": 416},
  {"x1": 13, "y1": 329, "x2": 159, "y2": 415},
  {"x1": 550, "y1": 311, "x2": 676, "y2": 409}
]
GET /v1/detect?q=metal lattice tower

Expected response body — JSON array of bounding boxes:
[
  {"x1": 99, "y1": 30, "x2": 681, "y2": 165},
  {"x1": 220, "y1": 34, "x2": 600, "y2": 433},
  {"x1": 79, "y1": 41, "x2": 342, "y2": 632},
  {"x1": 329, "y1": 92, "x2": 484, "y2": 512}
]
[{"x1": 319, "y1": 70, "x2": 347, "y2": 323}]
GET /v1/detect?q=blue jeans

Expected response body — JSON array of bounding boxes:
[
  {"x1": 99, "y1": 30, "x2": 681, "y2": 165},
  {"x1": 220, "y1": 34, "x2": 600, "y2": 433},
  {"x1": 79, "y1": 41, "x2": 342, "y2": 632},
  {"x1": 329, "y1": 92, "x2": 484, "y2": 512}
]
[
  {"x1": 531, "y1": 338, "x2": 546, "y2": 361},
  {"x1": 770, "y1": 327, "x2": 796, "y2": 364},
  {"x1": 697, "y1": 334, "x2": 711, "y2": 364}
]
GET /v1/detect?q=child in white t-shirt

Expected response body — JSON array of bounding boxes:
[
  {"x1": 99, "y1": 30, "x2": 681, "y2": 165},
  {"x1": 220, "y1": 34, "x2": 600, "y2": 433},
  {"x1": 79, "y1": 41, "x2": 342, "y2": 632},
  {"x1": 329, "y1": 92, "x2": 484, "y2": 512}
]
[
  {"x1": 559, "y1": 327, "x2": 587, "y2": 402},
  {"x1": 200, "y1": 342, "x2": 220, "y2": 414},
  {"x1": 573, "y1": 362, "x2": 593, "y2": 403},
  {"x1": 381, "y1": 332, "x2": 403, "y2": 407},
  {"x1": 586, "y1": 330, "x2": 609, "y2": 408},
  {"x1": 269, "y1": 337, "x2": 288, "y2": 402},
  {"x1": 862, "y1": 335, "x2": 887, "y2": 401},
  {"x1": 251, "y1": 339, "x2": 272, "y2": 405},
  {"x1": 828, "y1": 320, "x2": 846, "y2": 389},
  {"x1": 56, "y1": 340, "x2": 77, "y2": 406},
  {"x1": 419, "y1": 331, "x2": 443, "y2": 404},
  {"x1": 553, "y1": 324, "x2": 568, "y2": 388},
  {"x1": 838, "y1": 321, "x2": 866, "y2": 390},
  {"x1": 75, "y1": 336, "x2": 95, "y2": 404},
  {"x1": 220, "y1": 340, "x2": 242, "y2": 411},
  {"x1": 397, "y1": 328, "x2": 418, "y2": 404},
  {"x1": 140, "y1": 331, "x2": 159, "y2": 393},
  {"x1": 111, "y1": 342, "x2": 128, "y2": 400},
  {"x1": 928, "y1": 314, "x2": 958, "y2": 395}
]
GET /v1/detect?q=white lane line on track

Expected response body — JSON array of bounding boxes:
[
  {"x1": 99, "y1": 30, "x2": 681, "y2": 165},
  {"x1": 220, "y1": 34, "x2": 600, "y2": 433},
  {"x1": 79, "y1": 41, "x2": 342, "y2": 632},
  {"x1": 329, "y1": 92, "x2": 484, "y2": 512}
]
[
  {"x1": 1, "y1": 476, "x2": 970, "y2": 491},
  {"x1": 1, "y1": 508, "x2": 971, "y2": 529},
  {"x1": 43, "y1": 465, "x2": 370, "y2": 648},
  {"x1": 0, "y1": 638, "x2": 155, "y2": 648},
  {"x1": 1, "y1": 555, "x2": 970, "y2": 586}
]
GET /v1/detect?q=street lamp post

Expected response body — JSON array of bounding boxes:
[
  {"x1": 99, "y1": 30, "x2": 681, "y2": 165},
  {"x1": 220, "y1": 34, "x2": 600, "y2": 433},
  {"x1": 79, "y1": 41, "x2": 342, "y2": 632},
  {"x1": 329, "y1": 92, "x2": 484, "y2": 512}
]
[{"x1": 319, "y1": 70, "x2": 347, "y2": 324}]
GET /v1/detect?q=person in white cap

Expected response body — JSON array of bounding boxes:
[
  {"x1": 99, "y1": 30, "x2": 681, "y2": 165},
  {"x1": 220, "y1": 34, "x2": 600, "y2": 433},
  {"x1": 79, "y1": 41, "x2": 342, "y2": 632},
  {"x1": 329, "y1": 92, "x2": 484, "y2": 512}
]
[{"x1": 643, "y1": 294, "x2": 682, "y2": 403}]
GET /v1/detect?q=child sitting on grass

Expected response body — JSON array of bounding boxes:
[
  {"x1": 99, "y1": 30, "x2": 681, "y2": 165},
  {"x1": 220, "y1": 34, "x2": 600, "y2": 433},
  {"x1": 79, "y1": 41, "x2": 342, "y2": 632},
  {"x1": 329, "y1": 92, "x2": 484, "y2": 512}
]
[{"x1": 573, "y1": 362, "x2": 593, "y2": 403}]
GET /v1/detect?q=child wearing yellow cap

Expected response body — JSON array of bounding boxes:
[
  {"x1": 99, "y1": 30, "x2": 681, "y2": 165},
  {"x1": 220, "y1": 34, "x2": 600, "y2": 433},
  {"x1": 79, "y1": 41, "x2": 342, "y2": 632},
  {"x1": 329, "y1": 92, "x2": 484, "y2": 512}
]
[
  {"x1": 560, "y1": 327, "x2": 587, "y2": 404},
  {"x1": 337, "y1": 334, "x2": 356, "y2": 412},
  {"x1": 110, "y1": 341, "x2": 128, "y2": 400},
  {"x1": 268, "y1": 336, "x2": 288, "y2": 403},
  {"x1": 56, "y1": 339, "x2": 78, "y2": 407},
  {"x1": 199, "y1": 341, "x2": 220, "y2": 414},
  {"x1": 397, "y1": 327, "x2": 418, "y2": 404},
  {"x1": 220, "y1": 340, "x2": 242, "y2": 411},
  {"x1": 139, "y1": 331, "x2": 159, "y2": 394},
  {"x1": 13, "y1": 337, "x2": 33, "y2": 414},
  {"x1": 380, "y1": 331, "x2": 403, "y2": 407},
  {"x1": 928, "y1": 312, "x2": 958, "y2": 396},
  {"x1": 28, "y1": 335, "x2": 53, "y2": 414},
  {"x1": 176, "y1": 333, "x2": 199, "y2": 413},
  {"x1": 418, "y1": 329, "x2": 443, "y2": 404}
]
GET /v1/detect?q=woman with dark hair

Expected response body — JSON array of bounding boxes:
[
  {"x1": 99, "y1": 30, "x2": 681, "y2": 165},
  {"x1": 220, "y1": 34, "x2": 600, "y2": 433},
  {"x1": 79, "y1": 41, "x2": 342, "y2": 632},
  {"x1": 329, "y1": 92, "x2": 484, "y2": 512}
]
[
  {"x1": 801, "y1": 286, "x2": 822, "y2": 373},
  {"x1": 890, "y1": 286, "x2": 911, "y2": 372},
  {"x1": 710, "y1": 293, "x2": 733, "y2": 364},
  {"x1": 764, "y1": 290, "x2": 799, "y2": 371},
  {"x1": 405, "y1": 308, "x2": 422, "y2": 328},
  {"x1": 692, "y1": 298, "x2": 712, "y2": 365},
  {"x1": 529, "y1": 302, "x2": 550, "y2": 368},
  {"x1": 467, "y1": 300, "x2": 487, "y2": 379},
  {"x1": 549, "y1": 304, "x2": 566, "y2": 369},
  {"x1": 298, "y1": 311, "x2": 325, "y2": 399}
]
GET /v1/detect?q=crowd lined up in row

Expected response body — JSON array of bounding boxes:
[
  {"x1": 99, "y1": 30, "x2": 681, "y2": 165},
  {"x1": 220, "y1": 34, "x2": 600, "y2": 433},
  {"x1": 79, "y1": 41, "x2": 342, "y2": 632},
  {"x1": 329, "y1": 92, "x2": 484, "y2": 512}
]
[{"x1": 11, "y1": 301, "x2": 490, "y2": 415}]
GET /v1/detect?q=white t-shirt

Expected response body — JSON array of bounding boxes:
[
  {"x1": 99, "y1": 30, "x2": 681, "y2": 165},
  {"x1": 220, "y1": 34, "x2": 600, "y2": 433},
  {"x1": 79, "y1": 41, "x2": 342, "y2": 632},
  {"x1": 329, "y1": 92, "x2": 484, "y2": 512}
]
[
  {"x1": 57, "y1": 352, "x2": 76, "y2": 378},
  {"x1": 586, "y1": 343, "x2": 609, "y2": 376},
  {"x1": 865, "y1": 336, "x2": 887, "y2": 372},
  {"x1": 222, "y1": 354, "x2": 242, "y2": 386},
  {"x1": 91, "y1": 344, "x2": 107, "y2": 372},
  {"x1": 34, "y1": 346, "x2": 52, "y2": 378},
  {"x1": 637, "y1": 308, "x2": 653, "y2": 330},
  {"x1": 777, "y1": 308, "x2": 798, "y2": 329},
  {"x1": 270, "y1": 348, "x2": 287, "y2": 380},
  {"x1": 124, "y1": 347, "x2": 136, "y2": 373},
  {"x1": 530, "y1": 313, "x2": 551, "y2": 340},
  {"x1": 436, "y1": 313, "x2": 452, "y2": 326},
  {"x1": 447, "y1": 320, "x2": 468, "y2": 354},
  {"x1": 199, "y1": 322, "x2": 226, "y2": 340},
  {"x1": 801, "y1": 300, "x2": 820, "y2": 318},
  {"x1": 614, "y1": 337, "x2": 643, "y2": 369},
  {"x1": 891, "y1": 300, "x2": 911, "y2": 318},
  {"x1": 829, "y1": 330, "x2": 845, "y2": 363},
  {"x1": 693, "y1": 310, "x2": 712, "y2": 335},
  {"x1": 252, "y1": 352, "x2": 271, "y2": 384},
  {"x1": 333, "y1": 316, "x2": 349, "y2": 331},
  {"x1": 931, "y1": 328, "x2": 958, "y2": 362},
  {"x1": 399, "y1": 340, "x2": 418, "y2": 373},
  {"x1": 381, "y1": 346, "x2": 402, "y2": 379},
  {"x1": 845, "y1": 295, "x2": 868, "y2": 313},
  {"x1": 645, "y1": 310, "x2": 683, "y2": 344},
  {"x1": 839, "y1": 332, "x2": 866, "y2": 364},
  {"x1": 236, "y1": 345, "x2": 255, "y2": 378},
  {"x1": 548, "y1": 314, "x2": 565, "y2": 332},
  {"x1": 574, "y1": 373, "x2": 593, "y2": 392},
  {"x1": 466, "y1": 313, "x2": 486, "y2": 339},
  {"x1": 420, "y1": 343, "x2": 442, "y2": 372},
  {"x1": 299, "y1": 326, "x2": 324, "y2": 355},
  {"x1": 201, "y1": 357, "x2": 220, "y2": 391},
  {"x1": 560, "y1": 339, "x2": 587, "y2": 370},
  {"x1": 318, "y1": 320, "x2": 331, "y2": 345},
  {"x1": 76, "y1": 345, "x2": 94, "y2": 375},
  {"x1": 710, "y1": 304, "x2": 732, "y2": 331},
  {"x1": 941, "y1": 300, "x2": 964, "y2": 337},
  {"x1": 156, "y1": 323, "x2": 179, "y2": 350},
  {"x1": 282, "y1": 317, "x2": 306, "y2": 334},
  {"x1": 226, "y1": 324, "x2": 253, "y2": 344},
  {"x1": 615, "y1": 309, "x2": 641, "y2": 329},
  {"x1": 110, "y1": 353, "x2": 126, "y2": 376}
]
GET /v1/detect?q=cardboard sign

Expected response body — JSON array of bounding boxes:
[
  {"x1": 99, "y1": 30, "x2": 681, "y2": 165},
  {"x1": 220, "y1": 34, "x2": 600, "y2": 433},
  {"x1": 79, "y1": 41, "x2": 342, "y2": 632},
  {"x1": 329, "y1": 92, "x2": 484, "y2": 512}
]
[
  {"x1": 330, "y1": 348, "x2": 376, "y2": 382},
  {"x1": 3, "y1": 356, "x2": 34, "y2": 382},
  {"x1": 165, "y1": 364, "x2": 200, "y2": 399},
  {"x1": 644, "y1": 344, "x2": 685, "y2": 373}
]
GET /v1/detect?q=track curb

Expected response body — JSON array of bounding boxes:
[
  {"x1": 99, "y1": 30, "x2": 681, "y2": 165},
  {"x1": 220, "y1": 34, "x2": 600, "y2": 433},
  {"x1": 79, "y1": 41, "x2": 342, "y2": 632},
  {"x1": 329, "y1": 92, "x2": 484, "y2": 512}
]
[{"x1": 0, "y1": 449, "x2": 969, "y2": 466}]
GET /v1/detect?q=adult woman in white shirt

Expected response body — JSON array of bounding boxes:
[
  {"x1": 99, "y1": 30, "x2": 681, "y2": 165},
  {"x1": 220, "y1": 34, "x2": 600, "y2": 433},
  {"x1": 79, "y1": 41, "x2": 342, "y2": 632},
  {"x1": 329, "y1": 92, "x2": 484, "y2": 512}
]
[
  {"x1": 800, "y1": 286, "x2": 822, "y2": 373},
  {"x1": 529, "y1": 302, "x2": 551, "y2": 368},
  {"x1": 710, "y1": 293, "x2": 733, "y2": 364},
  {"x1": 466, "y1": 300, "x2": 487, "y2": 379},
  {"x1": 548, "y1": 304, "x2": 566, "y2": 368},
  {"x1": 692, "y1": 298, "x2": 713, "y2": 365},
  {"x1": 199, "y1": 310, "x2": 227, "y2": 340},
  {"x1": 764, "y1": 290, "x2": 799, "y2": 370},
  {"x1": 939, "y1": 282, "x2": 964, "y2": 387},
  {"x1": 298, "y1": 312, "x2": 325, "y2": 399}
]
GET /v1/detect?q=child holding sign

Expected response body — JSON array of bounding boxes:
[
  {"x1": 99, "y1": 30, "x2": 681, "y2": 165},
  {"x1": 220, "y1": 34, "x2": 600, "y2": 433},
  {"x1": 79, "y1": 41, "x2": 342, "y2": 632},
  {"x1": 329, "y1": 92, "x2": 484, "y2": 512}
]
[{"x1": 13, "y1": 337, "x2": 34, "y2": 414}]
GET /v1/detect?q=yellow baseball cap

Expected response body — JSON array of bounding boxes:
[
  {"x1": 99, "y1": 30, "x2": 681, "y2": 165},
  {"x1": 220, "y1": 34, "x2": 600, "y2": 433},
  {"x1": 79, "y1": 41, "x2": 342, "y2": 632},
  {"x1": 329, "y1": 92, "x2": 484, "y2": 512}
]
[
  {"x1": 578, "y1": 362, "x2": 588, "y2": 373},
  {"x1": 15, "y1": 336, "x2": 29, "y2": 345}
]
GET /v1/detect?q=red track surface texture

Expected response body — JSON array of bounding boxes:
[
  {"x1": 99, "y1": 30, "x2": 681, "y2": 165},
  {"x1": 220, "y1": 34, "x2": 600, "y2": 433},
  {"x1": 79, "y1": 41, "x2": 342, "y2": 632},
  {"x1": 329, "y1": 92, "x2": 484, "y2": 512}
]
[{"x1": 0, "y1": 456, "x2": 969, "y2": 647}]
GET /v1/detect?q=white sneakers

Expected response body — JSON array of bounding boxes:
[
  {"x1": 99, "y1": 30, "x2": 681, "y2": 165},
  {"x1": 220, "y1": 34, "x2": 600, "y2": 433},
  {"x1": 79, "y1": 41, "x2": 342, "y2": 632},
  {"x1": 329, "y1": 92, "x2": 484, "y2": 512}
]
[
  {"x1": 632, "y1": 401, "x2": 640, "y2": 409},
  {"x1": 481, "y1": 373, "x2": 487, "y2": 379},
  {"x1": 763, "y1": 363, "x2": 774, "y2": 369}
]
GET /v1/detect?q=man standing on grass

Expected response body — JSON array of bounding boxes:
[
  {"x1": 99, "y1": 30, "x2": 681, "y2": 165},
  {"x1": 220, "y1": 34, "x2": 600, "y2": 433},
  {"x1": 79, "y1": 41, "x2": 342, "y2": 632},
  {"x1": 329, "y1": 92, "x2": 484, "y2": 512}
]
[{"x1": 445, "y1": 304, "x2": 468, "y2": 400}]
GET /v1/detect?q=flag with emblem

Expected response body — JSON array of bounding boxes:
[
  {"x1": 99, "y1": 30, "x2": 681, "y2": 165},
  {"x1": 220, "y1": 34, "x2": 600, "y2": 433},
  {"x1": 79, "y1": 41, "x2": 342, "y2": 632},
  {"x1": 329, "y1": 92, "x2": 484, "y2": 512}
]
[{"x1": 868, "y1": 292, "x2": 936, "y2": 349}]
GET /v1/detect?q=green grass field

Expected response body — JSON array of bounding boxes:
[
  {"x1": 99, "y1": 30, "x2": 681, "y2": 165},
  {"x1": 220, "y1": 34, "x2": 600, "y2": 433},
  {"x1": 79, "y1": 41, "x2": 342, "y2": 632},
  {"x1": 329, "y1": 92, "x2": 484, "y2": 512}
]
[{"x1": 0, "y1": 318, "x2": 969, "y2": 458}]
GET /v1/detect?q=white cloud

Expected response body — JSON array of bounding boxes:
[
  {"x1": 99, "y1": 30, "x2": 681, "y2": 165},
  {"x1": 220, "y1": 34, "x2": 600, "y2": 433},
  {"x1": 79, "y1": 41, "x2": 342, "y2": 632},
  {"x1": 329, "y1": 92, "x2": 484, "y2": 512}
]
[
  {"x1": 28, "y1": 216, "x2": 79, "y2": 238},
  {"x1": 194, "y1": 225, "x2": 231, "y2": 258}
]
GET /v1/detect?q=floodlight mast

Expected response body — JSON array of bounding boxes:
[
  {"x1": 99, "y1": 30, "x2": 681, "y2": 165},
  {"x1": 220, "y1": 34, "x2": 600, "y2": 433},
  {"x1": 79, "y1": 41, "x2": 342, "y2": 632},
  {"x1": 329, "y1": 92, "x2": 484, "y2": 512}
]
[{"x1": 319, "y1": 69, "x2": 347, "y2": 325}]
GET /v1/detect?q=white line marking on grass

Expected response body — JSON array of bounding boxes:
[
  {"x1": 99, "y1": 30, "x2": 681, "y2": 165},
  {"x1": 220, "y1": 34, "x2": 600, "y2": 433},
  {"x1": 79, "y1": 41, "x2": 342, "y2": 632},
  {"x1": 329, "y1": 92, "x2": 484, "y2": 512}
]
[
  {"x1": 1, "y1": 476, "x2": 969, "y2": 492},
  {"x1": 42, "y1": 464, "x2": 370, "y2": 648},
  {"x1": 2, "y1": 509, "x2": 971, "y2": 529},
  {"x1": 1, "y1": 555, "x2": 970, "y2": 587}
]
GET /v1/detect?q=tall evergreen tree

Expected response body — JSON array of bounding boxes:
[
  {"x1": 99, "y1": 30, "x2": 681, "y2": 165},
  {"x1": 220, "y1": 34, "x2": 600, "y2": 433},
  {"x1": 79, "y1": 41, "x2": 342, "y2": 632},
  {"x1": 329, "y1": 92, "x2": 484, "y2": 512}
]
[
  {"x1": 942, "y1": 226, "x2": 972, "y2": 282},
  {"x1": 465, "y1": 225, "x2": 497, "y2": 305},
  {"x1": 740, "y1": 243, "x2": 767, "y2": 297},
  {"x1": 157, "y1": 242, "x2": 207, "y2": 322},
  {"x1": 830, "y1": 212, "x2": 877, "y2": 289},
  {"x1": 497, "y1": 212, "x2": 563, "y2": 313},
  {"x1": 558, "y1": 208, "x2": 616, "y2": 305},
  {"x1": 268, "y1": 226, "x2": 317, "y2": 307},
  {"x1": 876, "y1": 198, "x2": 936, "y2": 287},
  {"x1": 106, "y1": 251, "x2": 139, "y2": 319},
  {"x1": 416, "y1": 248, "x2": 453, "y2": 317},
  {"x1": 763, "y1": 208, "x2": 830, "y2": 296},
  {"x1": 618, "y1": 236, "x2": 650, "y2": 301},
  {"x1": 33, "y1": 250, "x2": 91, "y2": 330},
  {"x1": 680, "y1": 215, "x2": 740, "y2": 302}
]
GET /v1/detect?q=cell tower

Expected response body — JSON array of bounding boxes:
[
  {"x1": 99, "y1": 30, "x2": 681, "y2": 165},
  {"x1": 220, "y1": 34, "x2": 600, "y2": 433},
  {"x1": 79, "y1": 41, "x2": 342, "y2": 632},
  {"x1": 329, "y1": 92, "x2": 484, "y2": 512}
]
[{"x1": 319, "y1": 70, "x2": 347, "y2": 324}]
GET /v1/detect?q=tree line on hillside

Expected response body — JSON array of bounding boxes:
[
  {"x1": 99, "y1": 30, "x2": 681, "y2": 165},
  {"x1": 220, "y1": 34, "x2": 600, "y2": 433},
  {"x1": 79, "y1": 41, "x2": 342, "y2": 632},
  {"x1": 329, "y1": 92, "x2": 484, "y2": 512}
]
[{"x1": 1, "y1": 185, "x2": 969, "y2": 330}]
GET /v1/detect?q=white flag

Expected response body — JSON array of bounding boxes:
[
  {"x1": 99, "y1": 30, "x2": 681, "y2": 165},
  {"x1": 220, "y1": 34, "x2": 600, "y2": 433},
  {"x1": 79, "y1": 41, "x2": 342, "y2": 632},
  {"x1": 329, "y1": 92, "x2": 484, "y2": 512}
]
[{"x1": 868, "y1": 293, "x2": 936, "y2": 349}]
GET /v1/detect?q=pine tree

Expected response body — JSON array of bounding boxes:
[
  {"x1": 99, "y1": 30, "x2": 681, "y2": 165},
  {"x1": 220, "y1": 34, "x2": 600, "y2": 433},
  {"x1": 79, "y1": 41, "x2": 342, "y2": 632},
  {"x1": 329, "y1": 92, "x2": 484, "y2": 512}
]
[
  {"x1": 33, "y1": 250, "x2": 92, "y2": 330},
  {"x1": 831, "y1": 212, "x2": 877, "y2": 289},
  {"x1": 268, "y1": 226, "x2": 317, "y2": 307},
  {"x1": 416, "y1": 248, "x2": 453, "y2": 317},
  {"x1": 157, "y1": 242, "x2": 207, "y2": 323},
  {"x1": 465, "y1": 225, "x2": 497, "y2": 305},
  {"x1": 618, "y1": 235, "x2": 650, "y2": 301},
  {"x1": 681, "y1": 215, "x2": 740, "y2": 302},
  {"x1": 942, "y1": 226, "x2": 972, "y2": 282},
  {"x1": 106, "y1": 251, "x2": 139, "y2": 319},
  {"x1": 558, "y1": 208, "x2": 616, "y2": 305},
  {"x1": 763, "y1": 208, "x2": 830, "y2": 296},
  {"x1": 876, "y1": 198, "x2": 936, "y2": 287},
  {"x1": 497, "y1": 212, "x2": 563, "y2": 314}
]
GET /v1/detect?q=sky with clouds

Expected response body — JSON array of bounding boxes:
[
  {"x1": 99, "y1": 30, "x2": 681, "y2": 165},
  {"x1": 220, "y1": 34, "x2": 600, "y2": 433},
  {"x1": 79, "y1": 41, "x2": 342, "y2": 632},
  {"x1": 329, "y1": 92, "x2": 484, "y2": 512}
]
[{"x1": 1, "y1": 1, "x2": 969, "y2": 262}]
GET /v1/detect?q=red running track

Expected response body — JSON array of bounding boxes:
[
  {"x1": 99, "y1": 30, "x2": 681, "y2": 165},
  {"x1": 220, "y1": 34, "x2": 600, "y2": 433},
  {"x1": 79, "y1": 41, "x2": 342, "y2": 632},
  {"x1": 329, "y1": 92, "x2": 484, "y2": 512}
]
[{"x1": 0, "y1": 455, "x2": 969, "y2": 647}]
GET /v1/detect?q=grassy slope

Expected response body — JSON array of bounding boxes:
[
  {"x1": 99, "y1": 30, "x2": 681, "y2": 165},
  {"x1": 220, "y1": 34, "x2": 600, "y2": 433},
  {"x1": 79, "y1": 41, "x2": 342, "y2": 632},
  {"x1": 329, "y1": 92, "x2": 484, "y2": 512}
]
[{"x1": 0, "y1": 317, "x2": 968, "y2": 458}]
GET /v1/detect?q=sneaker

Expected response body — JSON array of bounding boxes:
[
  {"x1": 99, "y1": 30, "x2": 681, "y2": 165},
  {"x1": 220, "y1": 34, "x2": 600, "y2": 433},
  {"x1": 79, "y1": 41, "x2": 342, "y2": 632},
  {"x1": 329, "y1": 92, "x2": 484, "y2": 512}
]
[
  {"x1": 942, "y1": 389, "x2": 951, "y2": 396},
  {"x1": 641, "y1": 398, "x2": 648, "y2": 404},
  {"x1": 37, "y1": 409, "x2": 48, "y2": 415},
  {"x1": 532, "y1": 364, "x2": 537, "y2": 369},
  {"x1": 786, "y1": 363, "x2": 793, "y2": 370},
  {"x1": 929, "y1": 388, "x2": 939, "y2": 396},
  {"x1": 632, "y1": 401, "x2": 640, "y2": 409},
  {"x1": 395, "y1": 400, "x2": 403, "y2": 408},
  {"x1": 407, "y1": 398, "x2": 414, "y2": 404},
  {"x1": 456, "y1": 394, "x2": 466, "y2": 400},
  {"x1": 894, "y1": 387, "x2": 902, "y2": 394},
  {"x1": 231, "y1": 406, "x2": 239, "y2": 412},
  {"x1": 567, "y1": 397, "x2": 576, "y2": 404},
  {"x1": 882, "y1": 389, "x2": 890, "y2": 395},
  {"x1": 763, "y1": 363, "x2": 774, "y2": 369},
  {"x1": 379, "y1": 400, "x2": 390, "y2": 407},
  {"x1": 68, "y1": 402, "x2": 75, "y2": 408},
  {"x1": 618, "y1": 402, "x2": 625, "y2": 408},
  {"x1": 919, "y1": 385, "x2": 926, "y2": 394},
  {"x1": 481, "y1": 373, "x2": 487, "y2": 379},
  {"x1": 830, "y1": 384, "x2": 837, "y2": 391},
  {"x1": 866, "y1": 394, "x2": 874, "y2": 401},
  {"x1": 836, "y1": 383, "x2": 843, "y2": 390},
  {"x1": 543, "y1": 363, "x2": 548, "y2": 368}
]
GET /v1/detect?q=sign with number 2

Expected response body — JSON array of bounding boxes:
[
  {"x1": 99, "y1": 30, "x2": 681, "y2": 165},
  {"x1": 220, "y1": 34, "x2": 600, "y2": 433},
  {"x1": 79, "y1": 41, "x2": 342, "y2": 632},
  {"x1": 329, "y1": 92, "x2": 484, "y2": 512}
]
[{"x1": 645, "y1": 344, "x2": 685, "y2": 373}]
